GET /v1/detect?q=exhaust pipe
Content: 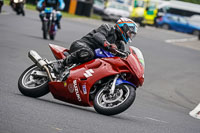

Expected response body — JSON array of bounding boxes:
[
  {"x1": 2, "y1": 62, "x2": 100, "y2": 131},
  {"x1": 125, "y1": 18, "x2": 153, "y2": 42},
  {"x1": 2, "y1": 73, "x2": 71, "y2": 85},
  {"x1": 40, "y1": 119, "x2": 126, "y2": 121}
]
[
  {"x1": 28, "y1": 50, "x2": 47, "y2": 68},
  {"x1": 28, "y1": 50, "x2": 53, "y2": 81}
]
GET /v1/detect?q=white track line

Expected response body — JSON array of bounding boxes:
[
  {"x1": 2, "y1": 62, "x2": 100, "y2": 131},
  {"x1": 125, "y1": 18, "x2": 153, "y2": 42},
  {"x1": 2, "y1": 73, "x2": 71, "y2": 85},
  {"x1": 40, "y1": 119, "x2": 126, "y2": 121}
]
[
  {"x1": 124, "y1": 113, "x2": 168, "y2": 124},
  {"x1": 165, "y1": 37, "x2": 197, "y2": 43},
  {"x1": 144, "y1": 117, "x2": 168, "y2": 123}
]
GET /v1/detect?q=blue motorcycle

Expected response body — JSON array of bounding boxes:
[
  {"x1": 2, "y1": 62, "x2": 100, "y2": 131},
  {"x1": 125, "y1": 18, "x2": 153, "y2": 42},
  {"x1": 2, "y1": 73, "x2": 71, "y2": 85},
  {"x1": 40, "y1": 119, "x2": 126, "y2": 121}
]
[{"x1": 42, "y1": 7, "x2": 57, "y2": 40}]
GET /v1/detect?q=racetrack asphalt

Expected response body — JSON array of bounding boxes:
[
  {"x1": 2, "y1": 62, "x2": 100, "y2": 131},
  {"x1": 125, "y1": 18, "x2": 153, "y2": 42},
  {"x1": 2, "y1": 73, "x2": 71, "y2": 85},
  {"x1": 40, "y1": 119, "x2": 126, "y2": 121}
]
[{"x1": 0, "y1": 5, "x2": 200, "y2": 133}]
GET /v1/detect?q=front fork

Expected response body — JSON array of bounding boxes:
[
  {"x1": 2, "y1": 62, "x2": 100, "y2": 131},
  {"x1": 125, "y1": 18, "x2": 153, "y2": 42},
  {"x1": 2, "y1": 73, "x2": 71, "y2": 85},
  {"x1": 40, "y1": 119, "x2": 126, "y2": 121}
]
[
  {"x1": 110, "y1": 75, "x2": 119, "y2": 94},
  {"x1": 109, "y1": 74, "x2": 136, "y2": 94}
]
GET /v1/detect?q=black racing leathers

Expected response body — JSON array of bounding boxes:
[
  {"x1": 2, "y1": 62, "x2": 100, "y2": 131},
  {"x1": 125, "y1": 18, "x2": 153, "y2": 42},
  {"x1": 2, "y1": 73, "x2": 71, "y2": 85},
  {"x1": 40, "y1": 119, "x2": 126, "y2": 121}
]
[
  {"x1": 66, "y1": 24, "x2": 125, "y2": 65},
  {"x1": 79, "y1": 24, "x2": 125, "y2": 51}
]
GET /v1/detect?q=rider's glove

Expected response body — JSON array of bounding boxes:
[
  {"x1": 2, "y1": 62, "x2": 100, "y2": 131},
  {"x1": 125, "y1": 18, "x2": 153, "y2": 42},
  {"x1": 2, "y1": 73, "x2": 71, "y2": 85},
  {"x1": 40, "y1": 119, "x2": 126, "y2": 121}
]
[{"x1": 104, "y1": 41, "x2": 118, "y2": 54}]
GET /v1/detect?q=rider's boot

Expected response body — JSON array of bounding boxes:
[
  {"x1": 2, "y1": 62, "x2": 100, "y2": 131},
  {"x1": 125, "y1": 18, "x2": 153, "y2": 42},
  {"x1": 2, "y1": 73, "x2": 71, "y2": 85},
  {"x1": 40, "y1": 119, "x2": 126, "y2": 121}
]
[
  {"x1": 63, "y1": 54, "x2": 74, "y2": 66},
  {"x1": 53, "y1": 54, "x2": 75, "y2": 81},
  {"x1": 60, "y1": 55, "x2": 76, "y2": 81},
  {"x1": 53, "y1": 61, "x2": 69, "y2": 81},
  {"x1": 53, "y1": 60, "x2": 64, "y2": 74}
]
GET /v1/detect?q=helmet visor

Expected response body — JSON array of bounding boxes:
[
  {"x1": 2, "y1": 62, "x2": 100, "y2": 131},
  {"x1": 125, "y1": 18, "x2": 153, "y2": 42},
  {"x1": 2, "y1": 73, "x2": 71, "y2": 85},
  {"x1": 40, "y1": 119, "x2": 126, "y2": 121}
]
[{"x1": 127, "y1": 30, "x2": 136, "y2": 41}]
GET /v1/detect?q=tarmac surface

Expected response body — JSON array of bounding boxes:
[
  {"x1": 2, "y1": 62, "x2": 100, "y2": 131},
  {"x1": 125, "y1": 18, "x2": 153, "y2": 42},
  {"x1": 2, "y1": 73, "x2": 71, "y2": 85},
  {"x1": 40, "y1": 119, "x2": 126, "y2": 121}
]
[{"x1": 0, "y1": 6, "x2": 200, "y2": 133}]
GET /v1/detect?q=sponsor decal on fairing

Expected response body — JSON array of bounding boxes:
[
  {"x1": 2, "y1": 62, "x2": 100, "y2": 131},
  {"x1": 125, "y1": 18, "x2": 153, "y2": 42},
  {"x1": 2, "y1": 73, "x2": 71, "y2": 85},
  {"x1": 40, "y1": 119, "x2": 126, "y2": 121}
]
[
  {"x1": 82, "y1": 85, "x2": 87, "y2": 94},
  {"x1": 63, "y1": 81, "x2": 67, "y2": 87},
  {"x1": 83, "y1": 69, "x2": 94, "y2": 78},
  {"x1": 67, "y1": 83, "x2": 74, "y2": 93},
  {"x1": 73, "y1": 80, "x2": 82, "y2": 102}
]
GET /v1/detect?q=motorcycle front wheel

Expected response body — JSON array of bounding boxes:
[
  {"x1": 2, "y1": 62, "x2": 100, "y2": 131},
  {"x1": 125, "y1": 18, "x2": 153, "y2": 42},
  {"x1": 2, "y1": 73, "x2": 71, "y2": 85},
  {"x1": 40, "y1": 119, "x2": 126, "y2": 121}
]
[
  {"x1": 94, "y1": 84, "x2": 136, "y2": 116},
  {"x1": 18, "y1": 65, "x2": 49, "y2": 98},
  {"x1": 43, "y1": 21, "x2": 48, "y2": 39}
]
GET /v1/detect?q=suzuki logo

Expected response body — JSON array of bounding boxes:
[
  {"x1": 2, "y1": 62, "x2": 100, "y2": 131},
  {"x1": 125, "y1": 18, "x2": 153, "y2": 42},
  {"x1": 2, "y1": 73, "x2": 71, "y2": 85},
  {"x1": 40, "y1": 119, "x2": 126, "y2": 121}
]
[
  {"x1": 83, "y1": 69, "x2": 94, "y2": 78},
  {"x1": 73, "y1": 80, "x2": 81, "y2": 102}
]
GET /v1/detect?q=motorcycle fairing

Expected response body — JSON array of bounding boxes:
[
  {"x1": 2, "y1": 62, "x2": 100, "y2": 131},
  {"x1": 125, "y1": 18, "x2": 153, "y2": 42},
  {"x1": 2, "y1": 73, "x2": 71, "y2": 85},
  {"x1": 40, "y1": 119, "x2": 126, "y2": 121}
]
[
  {"x1": 49, "y1": 44, "x2": 68, "y2": 59},
  {"x1": 129, "y1": 46, "x2": 145, "y2": 68},
  {"x1": 127, "y1": 47, "x2": 144, "y2": 86},
  {"x1": 94, "y1": 48, "x2": 114, "y2": 58},
  {"x1": 126, "y1": 54, "x2": 144, "y2": 85},
  {"x1": 49, "y1": 57, "x2": 131, "y2": 106},
  {"x1": 48, "y1": 44, "x2": 144, "y2": 106}
]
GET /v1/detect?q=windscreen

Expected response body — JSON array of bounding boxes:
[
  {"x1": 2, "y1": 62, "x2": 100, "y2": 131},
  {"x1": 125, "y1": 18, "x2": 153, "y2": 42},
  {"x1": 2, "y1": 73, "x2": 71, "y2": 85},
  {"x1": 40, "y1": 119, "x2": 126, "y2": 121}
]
[{"x1": 129, "y1": 46, "x2": 145, "y2": 69}]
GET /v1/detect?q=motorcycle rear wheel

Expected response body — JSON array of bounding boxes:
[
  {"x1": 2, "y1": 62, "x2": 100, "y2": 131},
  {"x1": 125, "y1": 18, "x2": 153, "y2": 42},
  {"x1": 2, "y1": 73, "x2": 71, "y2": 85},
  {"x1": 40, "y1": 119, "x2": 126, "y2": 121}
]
[
  {"x1": 49, "y1": 34, "x2": 55, "y2": 40},
  {"x1": 18, "y1": 65, "x2": 49, "y2": 98},
  {"x1": 94, "y1": 84, "x2": 136, "y2": 116}
]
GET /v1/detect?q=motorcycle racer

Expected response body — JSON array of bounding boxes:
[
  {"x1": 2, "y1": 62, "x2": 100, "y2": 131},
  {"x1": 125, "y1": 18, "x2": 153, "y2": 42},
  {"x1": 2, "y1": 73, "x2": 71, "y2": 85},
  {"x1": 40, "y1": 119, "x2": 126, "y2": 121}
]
[
  {"x1": 64, "y1": 18, "x2": 138, "y2": 65},
  {"x1": 57, "y1": 18, "x2": 138, "y2": 80},
  {"x1": 37, "y1": 0, "x2": 65, "y2": 29}
]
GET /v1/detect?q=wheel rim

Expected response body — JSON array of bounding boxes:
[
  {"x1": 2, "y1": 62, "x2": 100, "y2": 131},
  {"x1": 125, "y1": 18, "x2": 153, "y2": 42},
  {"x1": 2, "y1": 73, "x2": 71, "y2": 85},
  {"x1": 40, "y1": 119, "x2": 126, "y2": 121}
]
[
  {"x1": 97, "y1": 85, "x2": 130, "y2": 109},
  {"x1": 22, "y1": 66, "x2": 48, "y2": 89}
]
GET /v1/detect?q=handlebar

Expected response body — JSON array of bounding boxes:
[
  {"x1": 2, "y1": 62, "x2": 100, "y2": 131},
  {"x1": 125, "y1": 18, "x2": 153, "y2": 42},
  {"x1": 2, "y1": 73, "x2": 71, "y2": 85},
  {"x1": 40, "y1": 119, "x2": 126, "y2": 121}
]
[
  {"x1": 106, "y1": 43, "x2": 128, "y2": 58},
  {"x1": 114, "y1": 49, "x2": 129, "y2": 58}
]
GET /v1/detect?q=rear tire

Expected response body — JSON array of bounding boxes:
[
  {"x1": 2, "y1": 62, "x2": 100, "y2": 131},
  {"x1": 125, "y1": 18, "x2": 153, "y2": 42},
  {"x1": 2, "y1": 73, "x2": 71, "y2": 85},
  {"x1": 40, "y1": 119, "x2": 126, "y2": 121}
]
[
  {"x1": 94, "y1": 84, "x2": 136, "y2": 115},
  {"x1": 18, "y1": 65, "x2": 49, "y2": 98},
  {"x1": 43, "y1": 21, "x2": 48, "y2": 39},
  {"x1": 50, "y1": 34, "x2": 55, "y2": 40}
]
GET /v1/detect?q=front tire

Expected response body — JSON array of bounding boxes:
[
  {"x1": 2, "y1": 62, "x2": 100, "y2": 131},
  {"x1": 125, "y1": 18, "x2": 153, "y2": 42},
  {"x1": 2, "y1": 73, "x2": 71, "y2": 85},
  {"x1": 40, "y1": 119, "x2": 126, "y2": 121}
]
[
  {"x1": 18, "y1": 65, "x2": 49, "y2": 98},
  {"x1": 43, "y1": 21, "x2": 48, "y2": 39},
  {"x1": 94, "y1": 84, "x2": 136, "y2": 116}
]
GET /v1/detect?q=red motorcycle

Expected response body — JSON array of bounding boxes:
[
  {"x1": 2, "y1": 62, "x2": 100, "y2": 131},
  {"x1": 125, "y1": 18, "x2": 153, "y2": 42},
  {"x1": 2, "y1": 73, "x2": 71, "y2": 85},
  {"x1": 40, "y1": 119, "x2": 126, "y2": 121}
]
[{"x1": 18, "y1": 44, "x2": 145, "y2": 115}]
